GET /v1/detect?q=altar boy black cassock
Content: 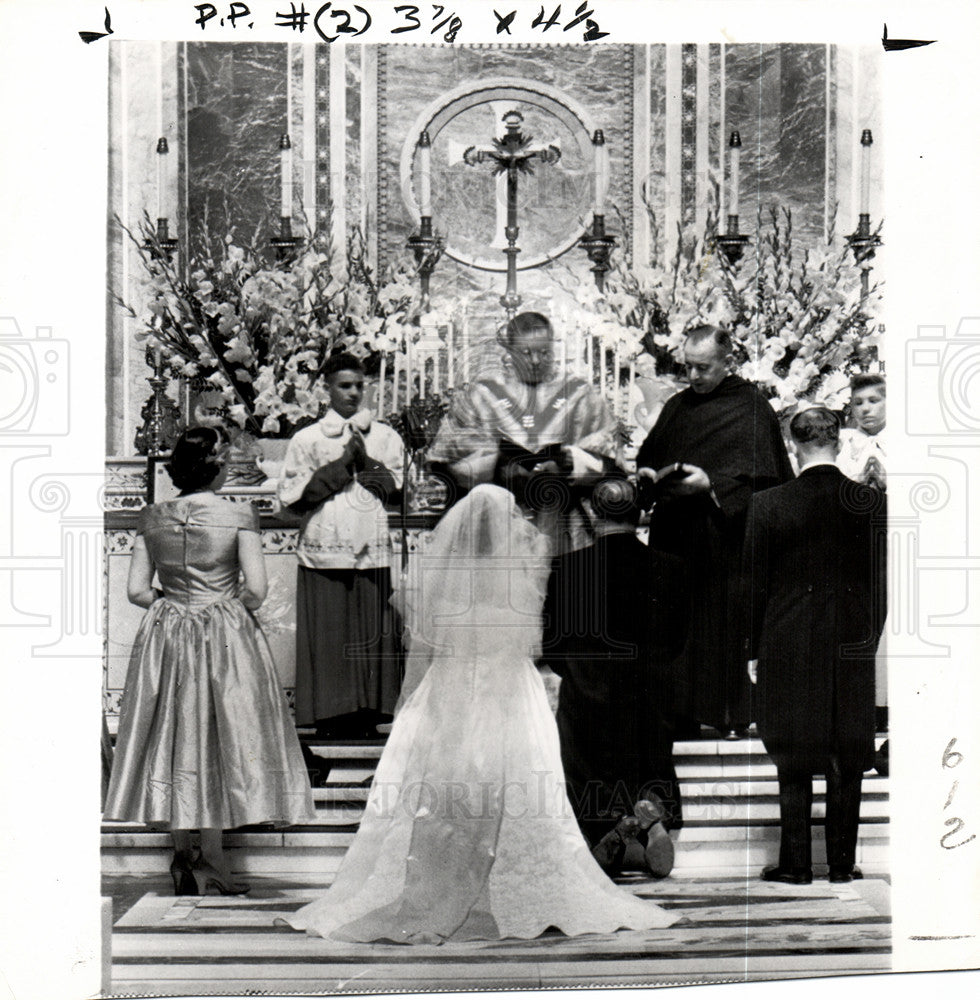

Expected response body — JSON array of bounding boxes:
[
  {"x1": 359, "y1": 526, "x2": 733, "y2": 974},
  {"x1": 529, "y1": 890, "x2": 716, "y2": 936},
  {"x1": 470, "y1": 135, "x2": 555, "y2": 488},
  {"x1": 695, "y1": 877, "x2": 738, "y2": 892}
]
[
  {"x1": 742, "y1": 463, "x2": 886, "y2": 875},
  {"x1": 541, "y1": 530, "x2": 687, "y2": 841}
]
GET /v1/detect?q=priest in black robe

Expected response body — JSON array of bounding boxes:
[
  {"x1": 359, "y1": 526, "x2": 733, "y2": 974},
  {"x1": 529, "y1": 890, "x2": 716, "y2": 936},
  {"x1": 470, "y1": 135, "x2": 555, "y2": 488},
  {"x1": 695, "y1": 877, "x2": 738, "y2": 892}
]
[{"x1": 636, "y1": 325, "x2": 793, "y2": 737}]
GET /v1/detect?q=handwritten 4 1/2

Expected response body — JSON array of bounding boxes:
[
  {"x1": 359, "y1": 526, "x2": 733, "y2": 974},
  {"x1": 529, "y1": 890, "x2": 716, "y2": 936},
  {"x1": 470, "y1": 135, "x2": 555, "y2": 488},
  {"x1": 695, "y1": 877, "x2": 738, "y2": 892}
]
[{"x1": 941, "y1": 738, "x2": 975, "y2": 851}]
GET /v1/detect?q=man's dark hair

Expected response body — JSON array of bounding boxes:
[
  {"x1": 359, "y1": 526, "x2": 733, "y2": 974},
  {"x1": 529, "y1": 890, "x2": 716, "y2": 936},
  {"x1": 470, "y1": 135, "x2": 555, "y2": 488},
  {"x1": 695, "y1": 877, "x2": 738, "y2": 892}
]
[
  {"x1": 323, "y1": 352, "x2": 366, "y2": 380},
  {"x1": 591, "y1": 474, "x2": 640, "y2": 525},
  {"x1": 504, "y1": 311, "x2": 553, "y2": 345},
  {"x1": 685, "y1": 323, "x2": 733, "y2": 357},
  {"x1": 166, "y1": 425, "x2": 229, "y2": 494},
  {"x1": 850, "y1": 373, "x2": 885, "y2": 395},
  {"x1": 789, "y1": 406, "x2": 841, "y2": 447}
]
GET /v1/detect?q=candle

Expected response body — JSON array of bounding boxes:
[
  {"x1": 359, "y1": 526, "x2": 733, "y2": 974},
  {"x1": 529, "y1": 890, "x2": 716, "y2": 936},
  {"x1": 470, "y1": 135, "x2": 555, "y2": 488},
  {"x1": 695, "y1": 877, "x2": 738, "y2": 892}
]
[
  {"x1": 613, "y1": 343, "x2": 622, "y2": 415},
  {"x1": 393, "y1": 350, "x2": 402, "y2": 412},
  {"x1": 418, "y1": 130, "x2": 432, "y2": 218},
  {"x1": 728, "y1": 130, "x2": 741, "y2": 223},
  {"x1": 592, "y1": 129, "x2": 608, "y2": 218},
  {"x1": 155, "y1": 137, "x2": 169, "y2": 221},
  {"x1": 585, "y1": 329, "x2": 593, "y2": 379},
  {"x1": 628, "y1": 357, "x2": 636, "y2": 422},
  {"x1": 859, "y1": 129, "x2": 873, "y2": 217},
  {"x1": 461, "y1": 310, "x2": 470, "y2": 384},
  {"x1": 407, "y1": 341, "x2": 416, "y2": 402},
  {"x1": 378, "y1": 354, "x2": 386, "y2": 417},
  {"x1": 279, "y1": 133, "x2": 293, "y2": 220},
  {"x1": 445, "y1": 320, "x2": 452, "y2": 393}
]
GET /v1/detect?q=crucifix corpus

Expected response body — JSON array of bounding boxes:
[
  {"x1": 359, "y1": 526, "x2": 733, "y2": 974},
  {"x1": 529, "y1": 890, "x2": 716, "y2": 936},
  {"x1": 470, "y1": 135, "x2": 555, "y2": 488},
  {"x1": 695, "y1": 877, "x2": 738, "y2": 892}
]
[{"x1": 463, "y1": 110, "x2": 562, "y2": 317}]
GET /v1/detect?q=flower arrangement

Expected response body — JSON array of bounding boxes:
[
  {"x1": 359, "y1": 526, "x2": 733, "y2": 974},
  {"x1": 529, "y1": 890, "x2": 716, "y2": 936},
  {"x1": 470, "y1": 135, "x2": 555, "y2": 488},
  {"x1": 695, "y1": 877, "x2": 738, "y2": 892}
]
[
  {"x1": 116, "y1": 217, "x2": 421, "y2": 438},
  {"x1": 569, "y1": 201, "x2": 882, "y2": 416}
]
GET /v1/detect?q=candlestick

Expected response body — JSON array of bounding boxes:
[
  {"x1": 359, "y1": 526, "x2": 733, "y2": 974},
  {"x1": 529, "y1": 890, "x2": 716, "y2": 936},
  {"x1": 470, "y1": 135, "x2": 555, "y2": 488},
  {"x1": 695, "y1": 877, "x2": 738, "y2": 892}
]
[
  {"x1": 155, "y1": 137, "x2": 168, "y2": 221},
  {"x1": 580, "y1": 212, "x2": 617, "y2": 292},
  {"x1": 418, "y1": 130, "x2": 432, "y2": 218},
  {"x1": 279, "y1": 133, "x2": 293, "y2": 221},
  {"x1": 728, "y1": 130, "x2": 741, "y2": 221},
  {"x1": 859, "y1": 128, "x2": 873, "y2": 217},
  {"x1": 592, "y1": 129, "x2": 609, "y2": 218}
]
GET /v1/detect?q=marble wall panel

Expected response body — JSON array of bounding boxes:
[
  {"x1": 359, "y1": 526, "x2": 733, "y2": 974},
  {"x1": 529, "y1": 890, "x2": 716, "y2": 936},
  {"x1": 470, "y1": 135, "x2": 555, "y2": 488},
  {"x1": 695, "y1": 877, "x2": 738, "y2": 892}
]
[
  {"x1": 184, "y1": 43, "x2": 288, "y2": 257},
  {"x1": 345, "y1": 47, "x2": 364, "y2": 238},
  {"x1": 723, "y1": 43, "x2": 831, "y2": 249},
  {"x1": 645, "y1": 45, "x2": 667, "y2": 263}
]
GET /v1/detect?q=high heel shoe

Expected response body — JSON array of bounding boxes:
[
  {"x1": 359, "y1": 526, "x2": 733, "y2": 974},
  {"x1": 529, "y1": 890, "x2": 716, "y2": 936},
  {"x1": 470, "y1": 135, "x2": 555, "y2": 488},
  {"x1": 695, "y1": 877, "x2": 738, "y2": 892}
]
[
  {"x1": 191, "y1": 860, "x2": 250, "y2": 896},
  {"x1": 170, "y1": 850, "x2": 199, "y2": 896}
]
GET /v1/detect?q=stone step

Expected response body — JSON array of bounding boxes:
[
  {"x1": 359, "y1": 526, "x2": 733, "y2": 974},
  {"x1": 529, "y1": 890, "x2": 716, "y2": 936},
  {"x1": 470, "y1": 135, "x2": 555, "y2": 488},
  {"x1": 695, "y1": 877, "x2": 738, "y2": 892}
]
[
  {"x1": 102, "y1": 737, "x2": 890, "y2": 877},
  {"x1": 101, "y1": 821, "x2": 890, "y2": 878},
  {"x1": 102, "y1": 771, "x2": 889, "y2": 825}
]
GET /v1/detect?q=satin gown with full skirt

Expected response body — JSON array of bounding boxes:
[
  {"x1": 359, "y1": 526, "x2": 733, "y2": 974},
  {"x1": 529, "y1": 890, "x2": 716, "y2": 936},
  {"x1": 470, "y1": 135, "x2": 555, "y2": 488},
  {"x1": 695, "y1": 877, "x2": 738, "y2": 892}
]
[
  {"x1": 284, "y1": 484, "x2": 676, "y2": 943},
  {"x1": 103, "y1": 495, "x2": 315, "y2": 830}
]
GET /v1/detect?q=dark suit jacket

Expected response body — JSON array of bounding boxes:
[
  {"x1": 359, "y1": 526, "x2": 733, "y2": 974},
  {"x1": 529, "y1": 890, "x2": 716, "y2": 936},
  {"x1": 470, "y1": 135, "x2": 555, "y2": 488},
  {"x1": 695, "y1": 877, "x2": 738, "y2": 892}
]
[
  {"x1": 540, "y1": 531, "x2": 687, "y2": 830},
  {"x1": 742, "y1": 464, "x2": 886, "y2": 773},
  {"x1": 541, "y1": 531, "x2": 686, "y2": 681}
]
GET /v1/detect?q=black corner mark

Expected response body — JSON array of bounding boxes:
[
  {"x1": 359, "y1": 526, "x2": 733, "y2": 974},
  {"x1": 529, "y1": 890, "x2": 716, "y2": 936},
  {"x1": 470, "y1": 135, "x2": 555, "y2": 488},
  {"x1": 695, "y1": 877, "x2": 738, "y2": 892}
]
[
  {"x1": 79, "y1": 6, "x2": 114, "y2": 44},
  {"x1": 882, "y1": 23, "x2": 935, "y2": 52}
]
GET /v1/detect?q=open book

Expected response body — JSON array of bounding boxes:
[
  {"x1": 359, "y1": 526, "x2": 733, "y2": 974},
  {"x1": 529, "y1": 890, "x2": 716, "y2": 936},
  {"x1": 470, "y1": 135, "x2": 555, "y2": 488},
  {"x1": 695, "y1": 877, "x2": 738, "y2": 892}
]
[
  {"x1": 497, "y1": 438, "x2": 566, "y2": 471},
  {"x1": 646, "y1": 462, "x2": 689, "y2": 486}
]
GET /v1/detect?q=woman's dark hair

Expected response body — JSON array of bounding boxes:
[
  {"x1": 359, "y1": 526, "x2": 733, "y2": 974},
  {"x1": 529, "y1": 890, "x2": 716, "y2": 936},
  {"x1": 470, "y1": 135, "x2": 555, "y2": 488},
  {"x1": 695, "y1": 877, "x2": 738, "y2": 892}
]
[{"x1": 166, "y1": 425, "x2": 229, "y2": 494}]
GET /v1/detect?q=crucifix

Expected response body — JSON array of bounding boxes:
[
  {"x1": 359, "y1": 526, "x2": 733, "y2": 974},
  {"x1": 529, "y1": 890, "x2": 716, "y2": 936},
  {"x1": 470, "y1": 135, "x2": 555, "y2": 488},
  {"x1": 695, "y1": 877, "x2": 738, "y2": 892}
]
[{"x1": 462, "y1": 110, "x2": 562, "y2": 316}]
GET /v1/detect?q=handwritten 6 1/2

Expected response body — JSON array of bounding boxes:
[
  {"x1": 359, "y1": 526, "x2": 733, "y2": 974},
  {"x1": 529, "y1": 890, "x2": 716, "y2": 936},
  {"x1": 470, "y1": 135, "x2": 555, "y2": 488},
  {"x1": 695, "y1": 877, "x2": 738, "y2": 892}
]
[
  {"x1": 193, "y1": 3, "x2": 463, "y2": 42},
  {"x1": 940, "y1": 737, "x2": 975, "y2": 851}
]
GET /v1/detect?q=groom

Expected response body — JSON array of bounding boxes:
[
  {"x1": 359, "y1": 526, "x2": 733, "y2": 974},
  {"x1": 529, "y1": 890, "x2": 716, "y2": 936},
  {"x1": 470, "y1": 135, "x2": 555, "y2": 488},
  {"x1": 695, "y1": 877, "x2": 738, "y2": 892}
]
[{"x1": 542, "y1": 475, "x2": 687, "y2": 875}]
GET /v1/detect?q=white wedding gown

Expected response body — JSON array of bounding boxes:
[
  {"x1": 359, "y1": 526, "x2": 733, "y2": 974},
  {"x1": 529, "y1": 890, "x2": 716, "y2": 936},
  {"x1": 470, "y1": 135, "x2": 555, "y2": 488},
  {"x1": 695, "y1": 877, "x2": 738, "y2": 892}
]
[{"x1": 285, "y1": 485, "x2": 676, "y2": 943}]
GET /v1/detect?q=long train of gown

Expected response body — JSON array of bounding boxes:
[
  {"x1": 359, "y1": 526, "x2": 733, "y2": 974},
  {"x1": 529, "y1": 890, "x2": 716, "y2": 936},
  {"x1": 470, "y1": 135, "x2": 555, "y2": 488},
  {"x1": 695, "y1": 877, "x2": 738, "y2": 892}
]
[{"x1": 285, "y1": 486, "x2": 677, "y2": 943}]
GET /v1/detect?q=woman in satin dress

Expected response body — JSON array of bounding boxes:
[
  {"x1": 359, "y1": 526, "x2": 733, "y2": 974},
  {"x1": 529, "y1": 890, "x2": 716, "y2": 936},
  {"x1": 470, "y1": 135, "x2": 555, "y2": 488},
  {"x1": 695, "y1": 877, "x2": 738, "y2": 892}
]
[
  {"x1": 282, "y1": 484, "x2": 677, "y2": 943},
  {"x1": 103, "y1": 427, "x2": 315, "y2": 894}
]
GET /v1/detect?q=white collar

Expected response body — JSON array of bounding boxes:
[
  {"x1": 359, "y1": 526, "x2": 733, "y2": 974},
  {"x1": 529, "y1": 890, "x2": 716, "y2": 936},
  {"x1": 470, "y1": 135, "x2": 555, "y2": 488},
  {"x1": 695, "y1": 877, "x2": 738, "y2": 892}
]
[{"x1": 319, "y1": 408, "x2": 373, "y2": 438}]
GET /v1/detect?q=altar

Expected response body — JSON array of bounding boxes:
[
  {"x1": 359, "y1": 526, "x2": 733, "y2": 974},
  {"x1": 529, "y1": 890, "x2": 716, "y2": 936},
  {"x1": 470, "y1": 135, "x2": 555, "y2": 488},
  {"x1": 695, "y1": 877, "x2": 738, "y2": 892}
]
[{"x1": 103, "y1": 39, "x2": 884, "y2": 731}]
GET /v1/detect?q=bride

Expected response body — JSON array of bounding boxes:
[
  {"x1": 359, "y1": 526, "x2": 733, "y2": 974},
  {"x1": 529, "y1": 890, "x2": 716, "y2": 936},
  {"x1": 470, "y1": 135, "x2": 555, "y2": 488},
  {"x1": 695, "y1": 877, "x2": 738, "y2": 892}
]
[{"x1": 283, "y1": 484, "x2": 677, "y2": 943}]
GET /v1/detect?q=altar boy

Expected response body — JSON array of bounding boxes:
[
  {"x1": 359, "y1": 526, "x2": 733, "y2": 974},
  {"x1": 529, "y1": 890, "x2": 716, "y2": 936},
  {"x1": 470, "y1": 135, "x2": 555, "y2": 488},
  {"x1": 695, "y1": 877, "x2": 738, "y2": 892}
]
[{"x1": 279, "y1": 354, "x2": 406, "y2": 740}]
